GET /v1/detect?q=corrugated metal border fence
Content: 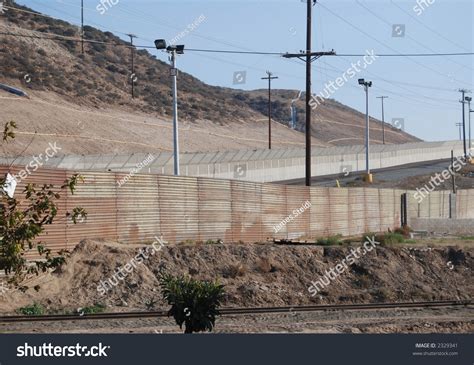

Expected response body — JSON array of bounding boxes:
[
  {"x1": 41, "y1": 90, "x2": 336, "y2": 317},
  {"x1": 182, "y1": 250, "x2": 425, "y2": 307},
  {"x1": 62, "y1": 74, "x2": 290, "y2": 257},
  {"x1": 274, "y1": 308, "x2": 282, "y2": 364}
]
[{"x1": 1, "y1": 165, "x2": 473, "y2": 255}]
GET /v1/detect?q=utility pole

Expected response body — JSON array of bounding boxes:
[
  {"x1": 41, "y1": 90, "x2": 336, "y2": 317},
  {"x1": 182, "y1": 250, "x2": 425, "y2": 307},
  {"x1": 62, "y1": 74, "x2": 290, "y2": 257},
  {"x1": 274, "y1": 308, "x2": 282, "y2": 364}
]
[
  {"x1": 283, "y1": 0, "x2": 336, "y2": 186},
  {"x1": 451, "y1": 150, "x2": 456, "y2": 193},
  {"x1": 359, "y1": 79, "x2": 373, "y2": 182},
  {"x1": 81, "y1": 0, "x2": 84, "y2": 54},
  {"x1": 459, "y1": 89, "x2": 471, "y2": 159},
  {"x1": 261, "y1": 71, "x2": 278, "y2": 149},
  {"x1": 127, "y1": 34, "x2": 137, "y2": 98},
  {"x1": 456, "y1": 122, "x2": 463, "y2": 140},
  {"x1": 376, "y1": 96, "x2": 388, "y2": 144}
]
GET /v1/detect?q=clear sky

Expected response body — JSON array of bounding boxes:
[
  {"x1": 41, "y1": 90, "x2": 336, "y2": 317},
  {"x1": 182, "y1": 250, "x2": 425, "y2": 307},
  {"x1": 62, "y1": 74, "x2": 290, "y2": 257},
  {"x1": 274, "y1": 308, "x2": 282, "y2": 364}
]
[{"x1": 15, "y1": 0, "x2": 474, "y2": 142}]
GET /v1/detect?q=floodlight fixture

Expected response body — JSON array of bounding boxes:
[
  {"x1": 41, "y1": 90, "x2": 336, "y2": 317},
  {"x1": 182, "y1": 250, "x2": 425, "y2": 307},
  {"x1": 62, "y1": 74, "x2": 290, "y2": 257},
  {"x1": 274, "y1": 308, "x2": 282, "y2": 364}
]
[{"x1": 154, "y1": 39, "x2": 167, "y2": 50}]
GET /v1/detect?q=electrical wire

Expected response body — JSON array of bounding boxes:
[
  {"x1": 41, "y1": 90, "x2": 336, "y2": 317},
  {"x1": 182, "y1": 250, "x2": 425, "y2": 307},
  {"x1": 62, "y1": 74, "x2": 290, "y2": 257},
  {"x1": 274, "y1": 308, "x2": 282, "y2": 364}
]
[{"x1": 316, "y1": 2, "x2": 472, "y2": 87}]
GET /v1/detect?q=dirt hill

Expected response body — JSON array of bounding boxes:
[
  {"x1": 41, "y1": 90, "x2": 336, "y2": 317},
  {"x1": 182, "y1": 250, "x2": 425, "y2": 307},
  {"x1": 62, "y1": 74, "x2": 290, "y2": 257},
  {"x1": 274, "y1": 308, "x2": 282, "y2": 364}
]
[
  {"x1": 0, "y1": 240, "x2": 471, "y2": 314},
  {"x1": 0, "y1": 1, "x2": 421, "y2": 155}
]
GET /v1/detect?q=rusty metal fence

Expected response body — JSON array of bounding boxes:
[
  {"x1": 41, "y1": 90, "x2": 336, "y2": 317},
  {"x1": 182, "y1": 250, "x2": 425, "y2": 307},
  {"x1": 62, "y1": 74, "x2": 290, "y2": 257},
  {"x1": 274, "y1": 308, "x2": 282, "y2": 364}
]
[{"x1": 1, "y1": 165, "x2": 473, "y2": 256}]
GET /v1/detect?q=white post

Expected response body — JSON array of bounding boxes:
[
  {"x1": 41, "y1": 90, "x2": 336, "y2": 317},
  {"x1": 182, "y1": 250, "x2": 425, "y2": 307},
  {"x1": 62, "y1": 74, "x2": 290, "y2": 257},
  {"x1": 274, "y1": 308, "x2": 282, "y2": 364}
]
[
  {"x1": 365, "y1": 85, "x2": 370, "y2": 174},
  {"x1": 171, "y1": 50, "x2": 180, "y2": 176}
]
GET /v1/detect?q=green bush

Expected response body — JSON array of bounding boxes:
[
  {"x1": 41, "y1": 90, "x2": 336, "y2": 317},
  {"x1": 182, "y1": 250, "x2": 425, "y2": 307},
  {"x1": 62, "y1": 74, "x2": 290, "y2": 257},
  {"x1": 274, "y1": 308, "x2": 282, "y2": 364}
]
[
  {"x1": 79, "y1": 303, "x2": 106, "y2": 315},
  {"x1": 17, "y1": 303, "x2": 44, "y2": 316},
  {"x1": 383, "y1": 232, "x2": 405, "y2": 244},
  {"x1": 362, "y1": 232, "x2": 405, "y2": 245},
  {"x1": 159, "y1": 273, "x2": 225, "y2": 334},
  {"x1": 316, "y1": 234, "x2": 343, "y2": 246}
]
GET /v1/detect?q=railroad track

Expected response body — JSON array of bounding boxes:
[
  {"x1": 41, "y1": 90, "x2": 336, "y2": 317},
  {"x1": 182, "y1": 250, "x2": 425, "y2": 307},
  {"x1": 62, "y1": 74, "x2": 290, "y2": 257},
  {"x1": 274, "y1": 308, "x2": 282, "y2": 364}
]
[{"x1": 0, "y1": 300, "x2": 470, "y2": 323}]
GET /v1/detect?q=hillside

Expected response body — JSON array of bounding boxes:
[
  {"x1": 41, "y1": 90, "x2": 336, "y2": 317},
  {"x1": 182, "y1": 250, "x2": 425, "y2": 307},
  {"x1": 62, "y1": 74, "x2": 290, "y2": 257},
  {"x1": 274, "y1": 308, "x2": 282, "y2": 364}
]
[{"x1": 0, "y1": 1, "x2": 421, "y2": 155}]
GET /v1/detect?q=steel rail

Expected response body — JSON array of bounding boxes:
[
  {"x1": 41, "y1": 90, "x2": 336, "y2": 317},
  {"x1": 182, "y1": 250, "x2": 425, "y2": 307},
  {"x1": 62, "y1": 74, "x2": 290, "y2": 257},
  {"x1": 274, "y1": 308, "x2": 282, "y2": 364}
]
[{"x1": 0, "y1": 300, "x2": 470, "y2": 323}]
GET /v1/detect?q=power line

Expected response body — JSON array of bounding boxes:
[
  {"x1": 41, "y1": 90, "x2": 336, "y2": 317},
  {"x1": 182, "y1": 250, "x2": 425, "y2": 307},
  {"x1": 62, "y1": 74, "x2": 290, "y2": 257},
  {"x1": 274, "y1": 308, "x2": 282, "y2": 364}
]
[
  {"x1": 316, "y1": 2, "x2": 472, "y2": 87},
  {"x1": 355, "y1": 0, "x2": 473, "y2": 72},
  {"x1": 390, "y1": 0, "x2": 470, "y2": 53}
]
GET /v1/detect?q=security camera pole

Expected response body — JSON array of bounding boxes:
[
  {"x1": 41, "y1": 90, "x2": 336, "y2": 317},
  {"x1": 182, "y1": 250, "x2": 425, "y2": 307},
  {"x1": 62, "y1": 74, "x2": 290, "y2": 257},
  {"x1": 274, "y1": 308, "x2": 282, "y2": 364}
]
[
  {"x1": 155, "y1": 39, "x2": 185, "y2": 176},
  {"x1": 359, "y1": 79, "x2": 373, "y2": 183},
  {"x1": 261, "y1": 71, "x2": 278, "y2": 149}
]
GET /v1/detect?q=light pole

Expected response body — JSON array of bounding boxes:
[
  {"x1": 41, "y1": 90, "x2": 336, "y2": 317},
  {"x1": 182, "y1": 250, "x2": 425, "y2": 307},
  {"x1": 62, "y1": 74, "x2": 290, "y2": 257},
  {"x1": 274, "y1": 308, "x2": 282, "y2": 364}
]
[
  {"x1": 459, "y1": 89, "x2": 471, "y2": 159},
  {"x1": 465, "y1": 96, "x2": 472, "y2": 156},
  {"x1": 376, "y1": 96, "x2": 388, "y2": 144},
  {"x1": 359, "y1": 79, "x2": 373, "y2": 182},
  {"x1": 155, "y1": 39, "x2": 184, "y2": 176},
  {"x1": 261, "y1": 71, "x2": 278, "y2": 149}
]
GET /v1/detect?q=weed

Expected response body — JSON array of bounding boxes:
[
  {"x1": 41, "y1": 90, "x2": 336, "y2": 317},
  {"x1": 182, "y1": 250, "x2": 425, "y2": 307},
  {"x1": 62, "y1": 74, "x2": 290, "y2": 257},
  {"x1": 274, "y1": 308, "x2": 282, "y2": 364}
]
[{"x1": 17, "y1": 303, "x2": 44, "y2": 316}]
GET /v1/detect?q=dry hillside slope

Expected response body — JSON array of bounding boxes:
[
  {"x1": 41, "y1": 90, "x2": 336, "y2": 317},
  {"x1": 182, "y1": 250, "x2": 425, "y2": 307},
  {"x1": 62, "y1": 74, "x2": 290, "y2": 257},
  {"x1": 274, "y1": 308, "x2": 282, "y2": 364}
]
[{"x1": 0, "y1": 2, "x2": 421, "y2": 155}]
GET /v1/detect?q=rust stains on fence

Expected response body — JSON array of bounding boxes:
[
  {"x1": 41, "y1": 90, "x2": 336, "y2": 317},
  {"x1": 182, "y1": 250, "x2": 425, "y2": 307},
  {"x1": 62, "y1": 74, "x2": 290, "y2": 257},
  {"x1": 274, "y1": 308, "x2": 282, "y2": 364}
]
[{"x1": 1, "y1": 165, "x2": 473, "y2": 259}]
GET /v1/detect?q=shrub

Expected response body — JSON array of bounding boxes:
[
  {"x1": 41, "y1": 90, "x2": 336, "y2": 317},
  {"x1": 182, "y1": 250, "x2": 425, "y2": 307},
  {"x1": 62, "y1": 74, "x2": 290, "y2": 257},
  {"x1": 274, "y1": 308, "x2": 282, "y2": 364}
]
[
  {"x1": 316, "y1": 234, "x2": 343, "y2": 246},
  {"x1": 224, "y1": 263, "x2": 247, "y2": 278},
  {"x1": 79, "y1": 303, "x2": 106, "y2": 315},
  {"x1": 383, "y1": 232, "x2": 405, "y2": 244},
  {"x1": 0, "y1": 122, "x2": 86, "y2": 280},
  {"x1": 159, "y1": 273, "x2": 225, "y2": 333},
  {"x1": 17, "y1": 303, "x2": 44, "y2": 316},
  {"x1": 394, "y1": 226, "x2": 413, "y2": 238},
  {"x1": 362, "y1": 232, "x2": 404, "y2": 245}
]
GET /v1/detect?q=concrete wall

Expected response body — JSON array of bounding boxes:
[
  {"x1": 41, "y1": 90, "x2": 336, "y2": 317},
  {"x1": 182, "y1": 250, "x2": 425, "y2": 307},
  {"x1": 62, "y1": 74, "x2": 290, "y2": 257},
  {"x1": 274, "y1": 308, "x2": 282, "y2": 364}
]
[
  {"x1": 0, "y1": 141, "x2": 464, "y2": 183},
  {"x1": 411, "y1": 218, "x2": 474, "y2": 236}
]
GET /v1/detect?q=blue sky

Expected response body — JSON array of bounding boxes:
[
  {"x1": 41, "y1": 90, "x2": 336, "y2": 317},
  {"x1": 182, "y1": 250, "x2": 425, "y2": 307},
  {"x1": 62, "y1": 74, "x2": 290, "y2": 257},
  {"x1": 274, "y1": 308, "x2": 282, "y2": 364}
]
[{"x1": 15, "y1": 0, "x2": 474, "y2": 142}]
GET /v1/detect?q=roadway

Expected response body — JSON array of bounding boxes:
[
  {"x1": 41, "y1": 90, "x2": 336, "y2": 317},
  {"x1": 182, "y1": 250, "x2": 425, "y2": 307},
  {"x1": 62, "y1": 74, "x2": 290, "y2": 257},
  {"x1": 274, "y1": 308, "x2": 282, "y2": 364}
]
[{"x1": 276, "y1": 159, "x2": 454, "y2": 187}]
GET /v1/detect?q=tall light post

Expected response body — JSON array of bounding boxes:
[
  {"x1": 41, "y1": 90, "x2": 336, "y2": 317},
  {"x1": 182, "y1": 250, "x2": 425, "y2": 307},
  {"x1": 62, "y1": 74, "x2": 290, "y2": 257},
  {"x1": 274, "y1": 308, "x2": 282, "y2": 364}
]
[
  {"x1": 465, "y1": 96, "x2": 472, "y2": 156},
  {"x1": 261, "y1": 71, "x2": 278, "y2": 149},
  {"x1": 359, "y1": 79, "x2": 373, "y2": 182},
  {"x1": 459, "y1": 89, "x2": 471, "y2": 159},
  {"x1": 376, "y1": 96, "x2": 388, "y2": 144},
  {"x1": 155, "y1": 39, "x2": 184, "y2": 176}
]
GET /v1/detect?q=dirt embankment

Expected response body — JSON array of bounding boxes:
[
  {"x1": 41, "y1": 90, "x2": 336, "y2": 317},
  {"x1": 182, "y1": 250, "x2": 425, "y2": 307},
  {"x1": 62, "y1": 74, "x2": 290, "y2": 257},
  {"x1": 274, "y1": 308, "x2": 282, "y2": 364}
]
[{"x1": 1, "y1": 240, "x2": 472, "y2": 314}]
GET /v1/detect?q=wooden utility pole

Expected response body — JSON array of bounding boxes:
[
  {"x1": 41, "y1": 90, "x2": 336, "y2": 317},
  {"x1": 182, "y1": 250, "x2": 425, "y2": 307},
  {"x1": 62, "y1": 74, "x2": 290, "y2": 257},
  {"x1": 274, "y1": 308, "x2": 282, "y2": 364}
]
[{"x1": 261, "y1": 71, "x2": 278, "y2": 149}]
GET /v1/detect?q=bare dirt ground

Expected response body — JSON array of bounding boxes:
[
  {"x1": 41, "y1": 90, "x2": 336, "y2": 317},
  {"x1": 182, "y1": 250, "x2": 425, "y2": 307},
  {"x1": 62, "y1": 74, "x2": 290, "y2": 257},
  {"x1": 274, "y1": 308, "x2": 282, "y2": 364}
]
[
  {"x1": 0, "y1": 91, "x2": 326, "y2": 156},
  {"x1": 0, "y1": 238, "x2": 472, "y2": 333}
]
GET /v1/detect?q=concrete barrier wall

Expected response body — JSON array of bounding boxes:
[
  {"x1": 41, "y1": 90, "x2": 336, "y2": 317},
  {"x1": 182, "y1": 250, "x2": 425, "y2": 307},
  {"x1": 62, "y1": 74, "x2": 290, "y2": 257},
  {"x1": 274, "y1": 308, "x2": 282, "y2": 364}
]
[
  {"x1": 411, "y1": 218, "x2": 474, "y2": 235},
  {"x1": 0, "y1": 141, "x2": 464, "y2": 183},
  {"x1": 2, "y1": 165, "x2": 473, "y2": 260}
]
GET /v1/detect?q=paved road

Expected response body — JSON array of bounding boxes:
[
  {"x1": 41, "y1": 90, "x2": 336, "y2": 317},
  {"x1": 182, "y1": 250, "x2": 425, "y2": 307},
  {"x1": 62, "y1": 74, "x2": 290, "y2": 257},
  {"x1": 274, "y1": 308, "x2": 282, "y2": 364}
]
[{"x1": 277, "y1": 159, "x2": 454, "y2": 187}]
